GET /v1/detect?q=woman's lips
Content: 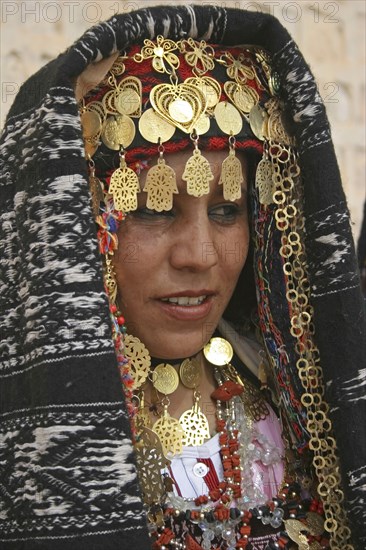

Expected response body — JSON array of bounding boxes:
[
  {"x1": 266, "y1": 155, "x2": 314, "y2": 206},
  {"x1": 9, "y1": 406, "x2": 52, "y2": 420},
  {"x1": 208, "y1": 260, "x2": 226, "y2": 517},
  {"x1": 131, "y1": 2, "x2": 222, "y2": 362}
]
[{"x1": 155, "y1": 293, "x2": 214, "y2": 321}]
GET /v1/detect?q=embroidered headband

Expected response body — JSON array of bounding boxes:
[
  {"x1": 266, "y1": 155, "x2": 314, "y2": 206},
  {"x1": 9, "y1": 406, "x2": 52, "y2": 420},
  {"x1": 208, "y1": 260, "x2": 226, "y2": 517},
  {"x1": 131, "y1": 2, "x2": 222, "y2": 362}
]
[{"x1": 79, "y1": 38, "x2": 292, "y2": 214}]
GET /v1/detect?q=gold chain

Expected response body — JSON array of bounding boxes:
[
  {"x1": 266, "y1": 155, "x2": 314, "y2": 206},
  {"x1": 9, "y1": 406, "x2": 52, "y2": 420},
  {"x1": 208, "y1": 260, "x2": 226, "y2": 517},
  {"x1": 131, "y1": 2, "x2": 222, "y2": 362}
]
[{"x1": 272, "y1": 141, "x2": 353, "y2": 549}]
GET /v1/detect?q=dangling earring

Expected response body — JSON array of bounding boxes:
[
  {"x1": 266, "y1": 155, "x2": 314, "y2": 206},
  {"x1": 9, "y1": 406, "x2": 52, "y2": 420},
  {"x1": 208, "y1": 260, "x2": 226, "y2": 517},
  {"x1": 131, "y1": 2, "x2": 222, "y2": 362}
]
[
  {"x1": 219, "y1": 134, "x2": 243, "y2": 201},
  {"x1": 109, "y1": 147, "x2": 140, "y2": 212},
  {"x1": 143, "y1": 139, "x2": 178, "y2": 211},
  {"x1": 87, "y1": 155, "x2": 104, "y2": 219},
  {"x1": 182, "y1": 131, "x2": 214, "y2": 197}
]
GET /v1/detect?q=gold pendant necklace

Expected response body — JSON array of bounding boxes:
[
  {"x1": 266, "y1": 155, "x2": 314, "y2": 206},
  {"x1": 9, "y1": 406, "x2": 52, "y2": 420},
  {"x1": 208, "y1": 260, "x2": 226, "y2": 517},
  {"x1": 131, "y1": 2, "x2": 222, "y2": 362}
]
[
  {"x1": 152, "y1": 399, "x2": 184, "y2": 457},
  {"x1": 179, "y1": 390, "x2": 210, "y2": 446}
]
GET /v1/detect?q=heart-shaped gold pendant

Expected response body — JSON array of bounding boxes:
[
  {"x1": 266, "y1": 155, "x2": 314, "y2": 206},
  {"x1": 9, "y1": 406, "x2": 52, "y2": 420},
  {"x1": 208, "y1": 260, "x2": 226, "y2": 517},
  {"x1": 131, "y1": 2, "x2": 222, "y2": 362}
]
[
  {"x1": 150, "y1": 83, "x2": 207, "y2": 134},
  {"x1": 224, "y1": 81, "x2": 259, "y2": 114}
]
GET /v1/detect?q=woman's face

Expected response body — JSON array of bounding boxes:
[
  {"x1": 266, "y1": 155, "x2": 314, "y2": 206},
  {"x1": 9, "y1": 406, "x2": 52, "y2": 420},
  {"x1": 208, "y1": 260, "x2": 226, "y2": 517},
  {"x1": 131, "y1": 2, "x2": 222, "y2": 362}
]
[{"x1": 113, "y1": 149, "x2": 250, "y2": 359}]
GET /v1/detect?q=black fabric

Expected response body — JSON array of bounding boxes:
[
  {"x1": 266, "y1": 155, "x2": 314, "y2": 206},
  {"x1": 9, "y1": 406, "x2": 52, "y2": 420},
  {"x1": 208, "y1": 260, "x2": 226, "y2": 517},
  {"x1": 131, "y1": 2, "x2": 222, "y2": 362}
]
[{"x1": 1, "y1": 5, "x2": 365, "y2": 549}]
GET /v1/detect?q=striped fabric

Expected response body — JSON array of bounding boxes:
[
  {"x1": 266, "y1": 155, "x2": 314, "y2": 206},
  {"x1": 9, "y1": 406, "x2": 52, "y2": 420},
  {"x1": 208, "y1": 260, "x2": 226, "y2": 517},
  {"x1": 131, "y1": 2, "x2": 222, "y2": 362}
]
[{"x1": 0, "y1": 5, "x2": 365, "y2": 549}]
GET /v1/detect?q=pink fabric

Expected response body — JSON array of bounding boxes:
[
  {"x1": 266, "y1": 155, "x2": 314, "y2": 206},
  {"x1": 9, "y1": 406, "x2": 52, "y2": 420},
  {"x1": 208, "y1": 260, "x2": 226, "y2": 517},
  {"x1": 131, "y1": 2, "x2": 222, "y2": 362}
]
[{"x1": 164, "y1": 407, "x2": 284, "y2": 501}]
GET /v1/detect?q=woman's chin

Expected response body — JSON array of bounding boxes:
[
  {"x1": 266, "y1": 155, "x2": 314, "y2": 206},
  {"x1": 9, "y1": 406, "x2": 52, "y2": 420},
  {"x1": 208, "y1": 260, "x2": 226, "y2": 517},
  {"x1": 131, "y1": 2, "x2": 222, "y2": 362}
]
[{"x1": 137, "y1": 333, "x2": 213, "y2": 361}]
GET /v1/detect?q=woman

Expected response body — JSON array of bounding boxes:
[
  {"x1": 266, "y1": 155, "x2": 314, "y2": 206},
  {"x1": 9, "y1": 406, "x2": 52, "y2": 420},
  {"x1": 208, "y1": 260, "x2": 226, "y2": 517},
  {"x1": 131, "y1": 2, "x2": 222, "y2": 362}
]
[{"x1": 0, "y1": 5, "x2": 364, "y2": 550}]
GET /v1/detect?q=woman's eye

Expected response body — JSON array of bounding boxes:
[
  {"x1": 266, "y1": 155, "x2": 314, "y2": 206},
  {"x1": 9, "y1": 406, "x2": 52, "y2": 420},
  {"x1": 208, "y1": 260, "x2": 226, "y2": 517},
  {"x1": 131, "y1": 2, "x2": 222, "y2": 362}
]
[
  {"x1": 209, "y1": 204, "x2": 242, "y2": 222},
  {"x1": 132, "y1": 207, "x2": 174, "y2": 219}
]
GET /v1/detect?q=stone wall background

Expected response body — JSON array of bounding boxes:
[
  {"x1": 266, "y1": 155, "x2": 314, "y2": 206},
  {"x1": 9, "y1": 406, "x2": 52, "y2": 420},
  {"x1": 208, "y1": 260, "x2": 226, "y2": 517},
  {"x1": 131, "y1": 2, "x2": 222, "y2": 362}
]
[{"x1": 1, "y1": 0, "x2": 365, "y2": 241}]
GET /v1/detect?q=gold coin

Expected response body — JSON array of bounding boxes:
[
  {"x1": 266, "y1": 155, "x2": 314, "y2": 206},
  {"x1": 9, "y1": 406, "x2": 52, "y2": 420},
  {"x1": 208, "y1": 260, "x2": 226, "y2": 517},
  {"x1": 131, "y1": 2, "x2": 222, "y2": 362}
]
[
  {"x1": 233, "y1": 86, "x2": 259, "y2": 113},
  {"x1": 249, "y1": 104, "x2": 268, "y2": 141},
  {"x1": 193, "y1": 114, "x2": 210, "y2": 136},
  {"x1": 139, "y1": 108, "x2": 175, "y2": 144},
  {"x1": 169, "y1": 98, "x2": 194, "y2": 123},
  {"x1": 115, "y1": 89, "x2": 141, "y2": 116},
  {"x1": 101, "y1": 115, "x2": 135, "y2": 150},
  {"x1": 81, "y1": 110, "x2": 102, "y2": 138},
  {"x1": 203, "y1": 337, "x2": 233, "y2": 366},
  {"x1": 152, "y1": 363, "x2": 179, "y2": 395},
  {"x1": 179, "y1": 358, "x2": 201, "y2": 389},
  {"x1": 214, "y1": 102, "x2": 243, "y2": 136}
]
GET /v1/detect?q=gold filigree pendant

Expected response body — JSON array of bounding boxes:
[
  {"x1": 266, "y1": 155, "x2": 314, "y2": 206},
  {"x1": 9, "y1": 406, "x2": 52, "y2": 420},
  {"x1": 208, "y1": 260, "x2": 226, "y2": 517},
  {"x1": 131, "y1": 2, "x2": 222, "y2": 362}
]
[
  {"x1": 134, "y1": 426, "x2": 168, "y2": 505},
  {"x1": 152, "y1": 403, "x2": 184, "y2": 457},
  {"x1": 150, "y1": 82, "x2": 206, "y2": 134},
  {"x1": 219, "y1": 147, "x2": 243, "y2": 201},
  {"x1": 179, "y1": 393, "x2": 210, "y2": 447},
  {"x1": 182, "y1": 148, "x2": 214, "y2": 197},
  {"x1": 109, "y1": 154, "x2": 140, "y2": 211},
  {"x1": 143, "y1": 157, "x2": 178, "y2": 211},
  {"x1": 123, "y1": 334, "x2": 151, "y2": 390}
]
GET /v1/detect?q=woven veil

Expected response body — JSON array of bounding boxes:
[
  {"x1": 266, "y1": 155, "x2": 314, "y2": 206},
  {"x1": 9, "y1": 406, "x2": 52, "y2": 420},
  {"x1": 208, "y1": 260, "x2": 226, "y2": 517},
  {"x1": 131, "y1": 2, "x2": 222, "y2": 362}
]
[{"x1": 0, "y1": 5, "x2": 365, "y2": 550}]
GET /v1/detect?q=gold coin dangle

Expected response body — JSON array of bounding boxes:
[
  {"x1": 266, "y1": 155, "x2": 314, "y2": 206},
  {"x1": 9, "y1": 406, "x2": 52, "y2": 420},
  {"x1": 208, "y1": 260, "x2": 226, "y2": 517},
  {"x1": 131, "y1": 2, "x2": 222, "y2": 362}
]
[
  {"x1": 102, "y1": 114, "x2": 135, "y2": 151},
  {"x1": 204, "y1": 337, "x2": 233, "y2": 366},
  {"x1": 214, "y1": 101, "x2": 243, "y2": 136},
  {"x1": 249, "y1": 104, "x2": 269, "y2": 141},
  {"x1": 179, "y1": 357, "x2": 202, "y2": 389},
  {"x1": 152, "y1": 363, "x2": 179, "y2": 395},
  {"x1": 139, "y1": 108, "x2": 175, "y2": 144}
]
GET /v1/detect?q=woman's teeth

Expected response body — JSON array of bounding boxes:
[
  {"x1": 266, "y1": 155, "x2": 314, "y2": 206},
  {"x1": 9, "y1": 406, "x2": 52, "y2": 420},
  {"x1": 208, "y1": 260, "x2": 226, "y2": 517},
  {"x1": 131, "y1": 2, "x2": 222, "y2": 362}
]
[{"x1": 161, "y1": 295, "x2": 207, "y2": 306}]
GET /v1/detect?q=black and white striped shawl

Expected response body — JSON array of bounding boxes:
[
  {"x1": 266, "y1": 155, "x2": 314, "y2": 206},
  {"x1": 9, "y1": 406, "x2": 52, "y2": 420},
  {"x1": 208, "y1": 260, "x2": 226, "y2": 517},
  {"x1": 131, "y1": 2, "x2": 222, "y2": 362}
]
[{"x1": 0, "y1": 5, "x2": 365, "y2": 549}]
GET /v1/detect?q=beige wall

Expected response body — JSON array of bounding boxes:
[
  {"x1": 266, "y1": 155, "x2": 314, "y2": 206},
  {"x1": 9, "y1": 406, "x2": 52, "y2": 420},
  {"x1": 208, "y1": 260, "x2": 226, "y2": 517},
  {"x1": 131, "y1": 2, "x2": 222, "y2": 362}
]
[{"x1": 1, "y1": 0, "x2": 365, "y2": 240}]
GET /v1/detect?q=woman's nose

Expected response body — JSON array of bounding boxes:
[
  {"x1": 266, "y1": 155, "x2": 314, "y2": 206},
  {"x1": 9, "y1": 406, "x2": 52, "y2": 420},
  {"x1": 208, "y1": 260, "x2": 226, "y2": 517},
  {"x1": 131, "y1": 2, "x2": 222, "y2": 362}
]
[{"x1": 169, "y1": 217, "x2": 218, "y2": 271}]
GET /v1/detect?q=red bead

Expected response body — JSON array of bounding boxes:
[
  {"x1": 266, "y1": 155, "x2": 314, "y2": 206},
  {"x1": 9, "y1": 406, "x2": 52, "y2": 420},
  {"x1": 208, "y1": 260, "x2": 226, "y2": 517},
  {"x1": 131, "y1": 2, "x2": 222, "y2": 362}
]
[
  {"x1": 117, "y1": 316, "x2": 125, "y2": 325},
  {"x1": 110, "y1": 304, "x2": 117, "y2": 313}
]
